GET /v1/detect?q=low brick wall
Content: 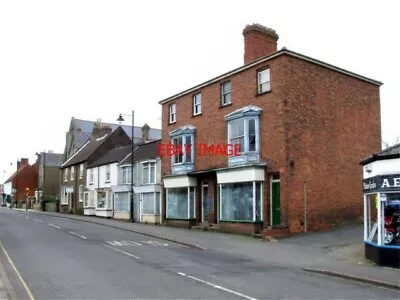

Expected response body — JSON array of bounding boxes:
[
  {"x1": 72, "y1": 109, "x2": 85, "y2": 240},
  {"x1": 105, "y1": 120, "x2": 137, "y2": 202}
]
[{"x1": 46, "y1": 203, "x2": 57, "y2": 212}]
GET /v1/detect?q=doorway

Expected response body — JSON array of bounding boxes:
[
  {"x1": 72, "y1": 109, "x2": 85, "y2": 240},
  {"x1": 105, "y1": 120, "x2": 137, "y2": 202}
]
[
  {"x1": 202, "y1": 182, "x2": 209, "y2": 223},
  {"x1": 270, "y1": 175, "x2": 281, "y2": 227}
]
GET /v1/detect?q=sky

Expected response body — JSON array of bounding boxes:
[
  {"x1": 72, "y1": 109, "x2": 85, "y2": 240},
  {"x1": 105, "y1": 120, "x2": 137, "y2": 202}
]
[{"x1": 0, "y1": 0, "x2": 399, "y2": 183}]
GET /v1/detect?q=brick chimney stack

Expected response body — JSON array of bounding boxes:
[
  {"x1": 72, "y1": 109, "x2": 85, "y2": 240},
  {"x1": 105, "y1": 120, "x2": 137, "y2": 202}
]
[
  {"x1": 243, "y1": 24, "x2": 279, "y2": 65},
  {"x1": 17, "y1": 158, "x2": 29, "y2": 170}
]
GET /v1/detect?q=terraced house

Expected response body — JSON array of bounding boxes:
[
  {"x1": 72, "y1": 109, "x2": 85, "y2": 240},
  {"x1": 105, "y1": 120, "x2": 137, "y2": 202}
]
[{"x1": 159, "y1": 23, "x2": 382, "y2": 236}]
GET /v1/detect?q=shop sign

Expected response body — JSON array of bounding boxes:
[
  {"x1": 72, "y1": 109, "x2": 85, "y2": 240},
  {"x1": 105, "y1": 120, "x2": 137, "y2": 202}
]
[{"x1": 363, "y1": 173, "x2": 400, "y2": 193}]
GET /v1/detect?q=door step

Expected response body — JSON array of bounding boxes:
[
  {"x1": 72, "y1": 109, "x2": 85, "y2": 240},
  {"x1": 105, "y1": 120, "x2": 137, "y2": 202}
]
[{"x1": 262, "y1": 226, "x2": 291, "y2": 238}]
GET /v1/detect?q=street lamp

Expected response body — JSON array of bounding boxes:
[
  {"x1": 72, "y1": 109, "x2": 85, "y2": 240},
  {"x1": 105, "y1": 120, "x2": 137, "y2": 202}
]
[{"x1": 117, "y1": 110, "x2": 135, "y2": 222}]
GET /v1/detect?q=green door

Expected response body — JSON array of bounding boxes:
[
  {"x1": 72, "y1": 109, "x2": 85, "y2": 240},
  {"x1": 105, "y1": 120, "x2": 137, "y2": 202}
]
[{"x1": 271, "y1": 181, "x2": 281, "y2": 227}]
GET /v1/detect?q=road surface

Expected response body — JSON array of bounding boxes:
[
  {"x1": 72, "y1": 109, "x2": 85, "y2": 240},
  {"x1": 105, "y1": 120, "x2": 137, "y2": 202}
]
[{"x1": 0, "y1": 208, "x2": 398, "y2": 299}]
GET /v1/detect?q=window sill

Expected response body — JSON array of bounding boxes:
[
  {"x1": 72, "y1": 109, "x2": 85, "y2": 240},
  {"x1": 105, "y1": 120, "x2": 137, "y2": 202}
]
[
  {"x1": 219, "y1": 220, "x2": 263, "y2": 224},
  {"x1": 219, "y1": 103, "x2": 232, "y2": 109},
  {"x1": 255, "y1": 90, "x2": 272, "y2": 97},
  {"x1": 191, "y1": 113, "x2": 202, "y2": 118},
  {"x1": 104, "y1": 181, "x2": 111, "y2": 184},
  {"x1": 168, "y1": 121, "x2": 177, "y2": 126}
]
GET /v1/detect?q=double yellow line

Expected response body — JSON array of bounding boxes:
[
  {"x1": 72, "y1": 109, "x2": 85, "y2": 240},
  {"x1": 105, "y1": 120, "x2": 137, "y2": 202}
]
[{"x1": 0, "y1": 241, "x2": 35, "y2": 300}]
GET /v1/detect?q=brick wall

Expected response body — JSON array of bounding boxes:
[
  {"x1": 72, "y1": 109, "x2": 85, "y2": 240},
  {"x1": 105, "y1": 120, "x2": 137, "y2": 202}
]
[{"x1": 280, "y1": 55, "x2": 381, "y2": 232}]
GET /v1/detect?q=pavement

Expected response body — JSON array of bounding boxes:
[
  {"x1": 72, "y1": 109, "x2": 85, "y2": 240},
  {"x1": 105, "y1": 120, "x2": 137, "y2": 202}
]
[{"x1": 0, "y1": 208, "x2": 399, "y2": 299}]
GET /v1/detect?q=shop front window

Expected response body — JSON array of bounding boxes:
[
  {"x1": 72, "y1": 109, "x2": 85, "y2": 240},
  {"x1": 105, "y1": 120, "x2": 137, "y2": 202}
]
[
  {"x1": 114, "y1": 193, "x2": 129, "y2": 212},
  {"x1": 97, "y1": 191, "x2": 106, "y2": 208},
  {"x1": 167, "y1": 187, "x2": 195, "y2": 219},
  {"x1": 219, "y1": 181, "x2": 262, "y2": 222}
]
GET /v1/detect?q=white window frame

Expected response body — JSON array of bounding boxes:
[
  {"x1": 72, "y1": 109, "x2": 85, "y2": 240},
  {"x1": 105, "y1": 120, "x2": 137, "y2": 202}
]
[
  {"x1": 220, "y1": 81, "x2": 232, "y2": 106},
  {"x1": 70, "y1": 166, "x2": 74, "y2": 180},
  {"x1": 61, "y1": 187, "x2": 68, "y2": 204},
  {"x1": 227, "y1": 117, "x2": 260, "y2": 154},
  {"x1": 171, "y1": 134, "x2": 194, "y2": 165},
  {"x1": 193, "y1": 93, "x2": 202, "y2": 115},
  {"x1": 79, "y1": 185, "x2": 84, "y2": 202},
  {"x1": 105, "y1": 165, "x2": 111, "y2": 182},
  {"x1": 122, "y1": 166, "x2": 132, "y2": 184},
  {"x1": 83, "y1": 191, "x2": 89, "y2": 207},
  {"x1": 79, "y1": 164, "x2": 84, "y2": 179},
  {"x1": 257, "y1": 68, "x2": 270, "y2": 94},
  {"x1": 169, "y1": 103, "x2": 176, "y2": 123},
  {"x1": 141, "y1": 161, "x2": 156, "y2": 185},
  {"x1": 64, "y1": 169, "x2": 68, "y2": 182},
  {"x1": 89, "y1": 169, "x2": 94, "y2": 184}
]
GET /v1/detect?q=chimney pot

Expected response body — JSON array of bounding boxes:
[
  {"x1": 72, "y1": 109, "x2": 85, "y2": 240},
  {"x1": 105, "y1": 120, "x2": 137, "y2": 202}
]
[
  {"x1": 141, "y1": 123, "x2": 150, "y2": 142},
  {"x1": 243, "y1": 23, "x2": 279, "y2": 64}
]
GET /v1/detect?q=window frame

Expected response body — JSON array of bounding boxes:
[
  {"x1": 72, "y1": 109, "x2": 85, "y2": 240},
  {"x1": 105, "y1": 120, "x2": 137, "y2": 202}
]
[
  {"x1": 227, "y1": 117, "x2": 260, "y2": 155},
  {"x1": 219, "y1": 181, "x2": 263, "y2": 222},
  {"x1": 70, "y1": 166, "x2": 74, "y2": 180},
  {"x1": 220, "y1": 81, "x2": 232, "y2": 106},
  {"x1": 192, "y1": 93, "x2": 202, "y2": 116},
  {"x1": 141, "y1": 161, "x2": 156, "y2": 185},
  {"x1": 105, "y1": 165, "x2": 111, "y2": 182},
  {"x1": 79, "y1": 164, "x2": 84, "y2": 179},
  {"x1": 166, "y1": 187, "x2": 196, "y2": 219},
  {"x1": 257, "y1": 68, "x2": 271, "y2": 94},
  {"x1": 64, "y1": 169, "x2": 68, "y2": 181},
  {"x1": 121, "y1": 166, "x2": 132, "y2": 184},
  {"x1": 79, "y1": 185, "x2": 84, "y2": 202},
  {"x1": 169, "y1": 103, "x2": 176, "y2": 124},
  {"x1": 89, "y1": 168, "x2": 94, "y2": 184},
  {"x1": 171, "y1": 134, "x2": 194, "y2": 165}
]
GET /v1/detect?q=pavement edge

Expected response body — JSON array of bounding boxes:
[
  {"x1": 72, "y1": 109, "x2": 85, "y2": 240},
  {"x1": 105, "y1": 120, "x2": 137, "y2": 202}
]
[
  {"x1": 0, "y1": 252, "x2": 18, "y2": 300},
  {"x1": 23, "y1": 210, "x2": 206, "y2": 250},
  {"x1": 303, "y1": 268, "x2": 400, "y2": 290}
]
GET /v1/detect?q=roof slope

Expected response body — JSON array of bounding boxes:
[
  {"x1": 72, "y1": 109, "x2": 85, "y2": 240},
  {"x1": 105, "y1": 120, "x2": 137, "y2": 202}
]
[
  {"x1": 62, "y1": 127, "x2": 128, "y2": 168},
  {"x1": 73, "y1": 118, "x2": 161, "y2": 140},
  {"x1": 361, "y1": 143, "x2": 400, "y2": 165},
  {"x1": 120, "y1": 140, "x2": 161, "y2": 165},
  {"x1": 159, "y1": 48, "x2": 383, "y2": 105},
  {"x1": 87, "y1": 145, "x2": 132, "y2": 169},
  {"x1": 4, "y1": 164, "x2": 30, "y2": 184}
]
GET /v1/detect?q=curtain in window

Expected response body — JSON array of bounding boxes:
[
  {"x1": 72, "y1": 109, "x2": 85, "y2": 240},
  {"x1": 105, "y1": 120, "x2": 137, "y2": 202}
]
[{"x1": 167, "y1": 187, "x2": 189, "y2": 219}]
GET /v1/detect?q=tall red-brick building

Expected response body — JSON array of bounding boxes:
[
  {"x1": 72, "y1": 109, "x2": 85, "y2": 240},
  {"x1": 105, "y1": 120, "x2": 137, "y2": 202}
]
[
  {"x1": 158, "y1": 24, "x2": 382, "y2": 236},
  {"x1": 4, "y1": 158, "x2": 38, "y2": 204}
]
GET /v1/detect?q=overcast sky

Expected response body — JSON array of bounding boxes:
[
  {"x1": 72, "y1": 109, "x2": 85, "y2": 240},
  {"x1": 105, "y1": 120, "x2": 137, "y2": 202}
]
[{"x1": 1, "y1": 0, "x2": 399, "y2": 183}]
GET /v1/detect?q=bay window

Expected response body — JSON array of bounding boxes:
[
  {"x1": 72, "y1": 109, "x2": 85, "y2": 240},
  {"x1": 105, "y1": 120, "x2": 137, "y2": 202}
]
[
  {"x1": 219, "y1": 181, "x2": 263, "y2": 222},
  {"x1": 171, "y1": 135, "x2": 194, "y2": 165},
  {"x1": 166, "y1": 187, "x2": 195, "y2": 219},
  {"x1": 142, "y1": 162, "x2": 156, "y2": 184},
  {"x1": 228, "y1": 117, "x2": 259, "y2": 154},
  {"x1": 97, "y1": 191, "x2": 106, "y2": 208}
]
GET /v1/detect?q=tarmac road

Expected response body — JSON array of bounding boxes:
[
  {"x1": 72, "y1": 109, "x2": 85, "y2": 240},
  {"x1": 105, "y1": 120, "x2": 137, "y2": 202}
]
[{"x1": 0, "y1": 208, "x2": 398, "y2": 300}]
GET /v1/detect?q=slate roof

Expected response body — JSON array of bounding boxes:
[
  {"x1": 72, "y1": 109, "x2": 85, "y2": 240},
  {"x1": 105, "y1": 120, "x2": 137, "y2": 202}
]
[
  {"x1": 360, "y1": 143, "x2": 400, "y2": 165},
  {"x1": 119, "y1": 140, "x2": 161, "y2": 165},
  {"x1": 62, "y1": 127, "x2": 126, "y2": 168},
  {"x1": 87, "y1": 145, "x2": 132, "y2": 169},
  {"x1": 37, "y1": 152, "x2": 63, "y2": 167},
  {"x1": 72, "y1": 118, "x2": 161, "y2": 140}
]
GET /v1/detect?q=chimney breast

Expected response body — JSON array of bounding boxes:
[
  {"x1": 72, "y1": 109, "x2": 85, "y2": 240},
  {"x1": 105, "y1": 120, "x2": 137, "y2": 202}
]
[{"x1": 243, "y1": 23, "x2": 279, "y2": 65}]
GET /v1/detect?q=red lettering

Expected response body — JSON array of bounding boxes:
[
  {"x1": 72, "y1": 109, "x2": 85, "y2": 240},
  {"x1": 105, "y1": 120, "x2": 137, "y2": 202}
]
[
  {"x1": 158, "y1": 144, "x2": 166, "y2": 157},
  {"x1": 202, "y1": 144, "x2": 215, "y2": 156},
  {"x1": 184, "y1": 144, "x2": 192, "y2": 154},
  {"x1": 166, "y1": 144, "x2": 176, "y2": 156},
  {"x1": 214, "y1": 144, "x2": 225, "y2": 156},
  {"x1": 233, "y1": 144, "x2": 240, "y2": 156}
]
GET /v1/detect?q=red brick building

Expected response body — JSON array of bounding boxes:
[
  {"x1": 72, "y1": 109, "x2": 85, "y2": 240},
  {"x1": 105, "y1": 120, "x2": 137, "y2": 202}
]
[
  {"x1": 159, "y1": 24, "x2": 382, "y2": 236},
  {"x1": 4, "y1": 158, "x2": 38, "y2": 204}
]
